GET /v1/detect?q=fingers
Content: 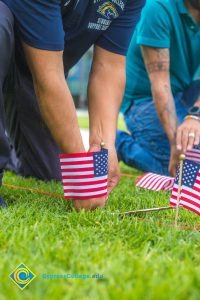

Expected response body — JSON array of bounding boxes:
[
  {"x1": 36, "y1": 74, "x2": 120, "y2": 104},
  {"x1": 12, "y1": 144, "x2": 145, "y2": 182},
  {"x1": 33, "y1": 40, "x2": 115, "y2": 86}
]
[
  {"x1": 176, "y1": 127, "x2": 182, "y2": 151},
  {"x1": 169, "y1": 146, "x2": 180, "y2": 177},
  {"x1": 194, "y1": 131, "x2": 200, "y2": 146},
  {"x1": 176, "y1": 126, "x2": 190, "y2": 153},
  {"x1": 187, "y1": 132, "x2": 196, "y2": 151},
  {"x1": 107, "y1": 157, "x2": 120, "y2": 194},
  {"x1": 169, "y1": 167, "x2": 176, "y2": 178},
  {"x1": 107, "y1": 175, "x2": 119, "y2": 194},
  {"x1": 168, "y1": 160, "x2": 178, "y2": 177},
  {"x1": 87, "y1": 145, "x2": 119, "y2": 202},
  {"x1": 176, "y1": 119, "x2": 200, "y2": 153},
  {"x1": 182, "y1": 128, "x2": 189, "y2": 152},
  {"x1": 73, "y1": 196, "x2": 107, "y2": 211}
]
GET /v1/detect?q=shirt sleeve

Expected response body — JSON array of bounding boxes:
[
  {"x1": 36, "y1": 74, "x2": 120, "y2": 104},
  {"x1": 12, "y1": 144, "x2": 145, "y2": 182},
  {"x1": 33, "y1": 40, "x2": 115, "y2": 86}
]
[
  {"x1": 137, "y1": 1, "x2": 172, "y2": 48},
  {"x1": 95, "y1": 0, "x2": 146, "y2": 56},
  {"x1": 6, "y1": 0, "x2": 64, "y2": 51}
]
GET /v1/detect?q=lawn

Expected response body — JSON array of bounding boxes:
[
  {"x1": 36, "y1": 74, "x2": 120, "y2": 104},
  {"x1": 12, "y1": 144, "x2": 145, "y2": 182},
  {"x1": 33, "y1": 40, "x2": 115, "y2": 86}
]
[{"x1": 0, "y1": 117, "x2": 199, "y2": 300}]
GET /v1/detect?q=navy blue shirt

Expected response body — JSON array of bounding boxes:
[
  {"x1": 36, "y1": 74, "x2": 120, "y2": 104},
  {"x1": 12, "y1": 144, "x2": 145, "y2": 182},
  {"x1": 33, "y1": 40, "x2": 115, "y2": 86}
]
[{"x1": 3, "y1": 0, "x2": 145, "y2": 71}]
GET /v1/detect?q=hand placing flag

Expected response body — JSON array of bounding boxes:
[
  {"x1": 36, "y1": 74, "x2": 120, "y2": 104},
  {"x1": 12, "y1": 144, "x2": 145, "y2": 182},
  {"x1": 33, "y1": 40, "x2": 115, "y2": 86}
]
[
  {"x1": 60, "y1": 149, "x2": 108, "y2": 200},
  {"x1": 170, "y1": 159, "x2": 200, "y2": 216},
  {"x1": 89, "y1": 144, "x2": 120, "y2": 195}
]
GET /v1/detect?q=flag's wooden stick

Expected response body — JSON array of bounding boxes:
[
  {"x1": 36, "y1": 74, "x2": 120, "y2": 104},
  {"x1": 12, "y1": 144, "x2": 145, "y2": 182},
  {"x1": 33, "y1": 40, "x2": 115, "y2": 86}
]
[
  {"x1": 120, "y1": 206, "x2": 176, "y2": 216},
  {"x1": 174, "y1": 154, "x2": 186, "y2": 228}
]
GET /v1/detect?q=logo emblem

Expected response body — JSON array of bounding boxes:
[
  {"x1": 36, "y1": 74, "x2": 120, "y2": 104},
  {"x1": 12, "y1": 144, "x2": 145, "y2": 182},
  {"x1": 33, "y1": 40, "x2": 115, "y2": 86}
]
[
  {"x1": 97, "y1": 2, "x2": 119, "y2": 19},
  {"x1": 9, "y1": 263, "x2": 36, "y2": 290}
]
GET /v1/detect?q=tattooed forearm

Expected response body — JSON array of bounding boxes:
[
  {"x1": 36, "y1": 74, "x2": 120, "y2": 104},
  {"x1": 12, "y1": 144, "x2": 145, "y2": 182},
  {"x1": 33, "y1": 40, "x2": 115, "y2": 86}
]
[
  {"x1": 146, "y1": 61, "x2": 169, "y2": 74},
  {"x1": 161, "y1": 84, "x2": 177, "y2": 143},
  {"x1": 153, "y1": 83, "x2": 177, "y2": 145},
  {"x1": 141, "y1": 46, "x2": 169, "y2": 75},
  {"x1": 141, "y1": 46, "x2": 177, "y2": 145},
  {"x1": 160, "y1": 84, "x2": 176, "y2": 118}
]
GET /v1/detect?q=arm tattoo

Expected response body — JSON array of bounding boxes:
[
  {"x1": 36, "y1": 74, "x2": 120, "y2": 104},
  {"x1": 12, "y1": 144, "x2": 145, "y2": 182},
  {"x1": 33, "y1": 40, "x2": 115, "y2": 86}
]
[
  {"x1": 158, "y1": 84, "x2": 175, "y2": 119},
  {"x1": 155, "y1": 48, "x2": 169, "y2": 60},
  {"x1": 141, "y1": 46, "x2": 176, "y2": 144},
  {"x1": 146, "y1": 61, "x2": 169, "y2": 74},
  {"x1": 141, "y1": 47, "x2": 169, "y2": 75},
  {"x1": 157, "y1": 84, "x2": 177, "y2": 145}
]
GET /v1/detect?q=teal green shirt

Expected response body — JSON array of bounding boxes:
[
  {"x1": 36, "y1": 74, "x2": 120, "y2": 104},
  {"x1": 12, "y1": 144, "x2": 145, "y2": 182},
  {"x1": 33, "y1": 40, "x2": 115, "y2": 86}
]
[{"x1": 121, "y1": 0, "x2": 200, "y2": 114}]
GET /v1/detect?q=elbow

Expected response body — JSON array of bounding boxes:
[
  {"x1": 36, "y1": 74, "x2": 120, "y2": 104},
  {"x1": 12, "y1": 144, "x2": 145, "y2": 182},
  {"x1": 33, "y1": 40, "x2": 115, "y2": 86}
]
[{"x1": 90, "y1": 60, "x2": 126, "y2": 88}]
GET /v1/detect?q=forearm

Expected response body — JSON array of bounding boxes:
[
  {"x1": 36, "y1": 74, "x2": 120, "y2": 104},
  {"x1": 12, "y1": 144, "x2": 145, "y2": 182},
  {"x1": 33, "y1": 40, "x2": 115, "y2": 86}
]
[
  {"x1": 23, "y1": 45, "x2": 84, "y2": 154},
  {"x1": 88, "y1": 54, "x2": 125, "y2": 147},
  {"x1": 141, "y1": 46, "x2": 177, "y2": 146},
  {"x1": 151, "y1": 81, "x2": 177, "y2": 146},
  {"x1": 34, "y1": 76, "x2": 84, "y2": 153}
]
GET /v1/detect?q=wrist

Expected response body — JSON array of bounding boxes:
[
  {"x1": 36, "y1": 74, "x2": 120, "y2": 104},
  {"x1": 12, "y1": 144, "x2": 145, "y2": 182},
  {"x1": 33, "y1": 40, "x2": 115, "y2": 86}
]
[
  {"x1": 90, "y1": 140, "x2": 115, "y2": 150},
  {"x1": 184, "y1": 115, "x2": 200, "y2": 122},
  {"x1": 89, "y1": 130, "x2": 116, "y2": 149}
]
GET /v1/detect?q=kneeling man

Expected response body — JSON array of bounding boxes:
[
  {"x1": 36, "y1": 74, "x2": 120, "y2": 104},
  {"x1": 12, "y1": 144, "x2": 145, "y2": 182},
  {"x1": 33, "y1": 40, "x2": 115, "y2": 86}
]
[{"x1": 116, "y1": 0, "x2": 200, "y2": 177}]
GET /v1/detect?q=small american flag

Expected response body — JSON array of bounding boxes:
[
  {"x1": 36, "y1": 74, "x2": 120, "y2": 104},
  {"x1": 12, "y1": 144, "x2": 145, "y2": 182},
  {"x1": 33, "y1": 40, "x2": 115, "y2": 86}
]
[
  {"x1": 135, "y1": 145, "x2": 200, "y2": 191},
  {"x1": 135, "y1": 173, "x2": 174, "y2": 191},
  {"x1": 59, "y1": 149, "x2": 108, "y2": 199},
  {"x1": 186, "y1": 144, "x2": 200, "y2": 164},
  {"x1": 170, "y1": 160, "x2": 200, "y2": 216}
]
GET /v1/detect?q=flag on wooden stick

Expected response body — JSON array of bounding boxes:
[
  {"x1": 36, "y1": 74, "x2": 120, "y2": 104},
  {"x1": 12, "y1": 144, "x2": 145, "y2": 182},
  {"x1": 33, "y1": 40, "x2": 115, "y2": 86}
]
[
  {"x1": 135, "y1": 145, "x2": 200, "y2": 192},
  {"x1": 60, "y1": 149, "x2": 108, "y2": 199},
  {"x1": 170, "y1": 160, "x2": 200, "y2": 216}
]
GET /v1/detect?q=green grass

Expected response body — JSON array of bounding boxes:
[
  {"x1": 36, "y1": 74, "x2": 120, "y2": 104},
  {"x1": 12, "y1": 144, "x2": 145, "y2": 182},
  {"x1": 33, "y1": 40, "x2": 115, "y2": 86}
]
[
  {"x1": 0, "y1": 165, "x2": 199, "y2": 300},
  {"x1": 0, "y1": 116, "x2": 199, "y2": 299}
]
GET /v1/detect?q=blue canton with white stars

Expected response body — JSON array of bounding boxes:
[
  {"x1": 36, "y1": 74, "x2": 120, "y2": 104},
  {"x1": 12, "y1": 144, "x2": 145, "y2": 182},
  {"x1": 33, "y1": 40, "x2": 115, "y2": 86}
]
[
  {"x1": 93, "y1": 149, "x2": 108, "y2": 177},
  {"x1": 175, "y1": 159, "x2": 200, "y2": 188},
  {"x1": 193, "y1": 144, "x2": 200, "y2": 151}
]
